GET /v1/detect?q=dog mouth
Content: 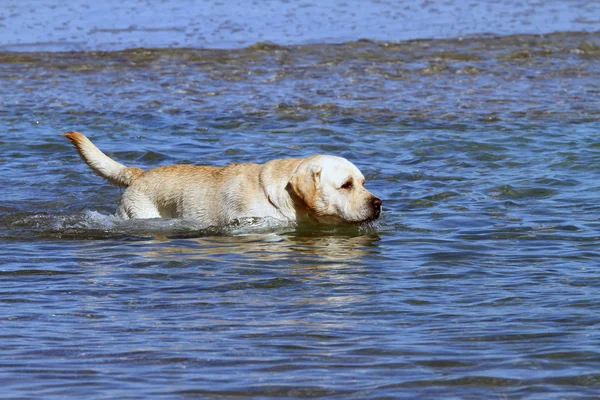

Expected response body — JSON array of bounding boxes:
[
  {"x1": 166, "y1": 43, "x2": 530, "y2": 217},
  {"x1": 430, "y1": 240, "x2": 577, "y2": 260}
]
[
  {"x1": 306, "y1": 197, "x2": 383, "y2": 226},
  {"x1": 351, "y1": 198, "x2": 382, "y2": 224},
  {"x1": 318, "y1": 209, "x2": 382, "y2": 226}
]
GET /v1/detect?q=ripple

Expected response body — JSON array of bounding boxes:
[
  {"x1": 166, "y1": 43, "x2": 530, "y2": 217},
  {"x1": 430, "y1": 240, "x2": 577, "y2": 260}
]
[
  {"x1": 488, "y1": 184, "x2": 558, "y2": 199},
  {"x1": 0, "y1": 269, "x2": 77, "y2": 277}
]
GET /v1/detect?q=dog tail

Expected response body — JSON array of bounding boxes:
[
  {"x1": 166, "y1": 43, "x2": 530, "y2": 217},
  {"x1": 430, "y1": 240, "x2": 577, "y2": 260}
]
[{"x1": 64, "y1": 131, "x2": 143, "y2": 187}]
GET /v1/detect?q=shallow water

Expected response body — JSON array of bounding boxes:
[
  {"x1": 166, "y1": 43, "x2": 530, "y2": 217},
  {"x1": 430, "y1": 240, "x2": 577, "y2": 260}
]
[{"x1": 2, "y1": 22, "x2": 600, "y2": 400}]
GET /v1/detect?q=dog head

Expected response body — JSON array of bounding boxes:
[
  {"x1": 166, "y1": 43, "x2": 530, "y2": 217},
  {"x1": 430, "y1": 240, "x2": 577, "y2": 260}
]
[{"x1": 287, "y1": 155, "x2": 382, "y2": 225}]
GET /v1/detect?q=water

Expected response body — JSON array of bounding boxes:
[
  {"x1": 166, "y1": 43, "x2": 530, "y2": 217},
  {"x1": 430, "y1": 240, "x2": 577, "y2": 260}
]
[
  {"x1": 2, "y1": 1, "x2": 600, "y2": 399},
  {"x1": 2, "y1": 0, "x2": 600, "y2": 51}
]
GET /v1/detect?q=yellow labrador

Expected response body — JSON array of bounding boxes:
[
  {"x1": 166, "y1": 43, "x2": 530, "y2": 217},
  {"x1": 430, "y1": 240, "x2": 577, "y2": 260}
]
[{"x1": 64, "y1": 132, "x2": 382, "y2": 226}]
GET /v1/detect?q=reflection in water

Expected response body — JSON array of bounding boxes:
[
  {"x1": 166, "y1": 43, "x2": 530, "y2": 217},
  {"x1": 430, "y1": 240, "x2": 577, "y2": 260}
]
[
  {"x1": 74, "y1": 231, "x2": 382, "y2": 332},
  {"x1": 140, "y1": 232, "x2": 380, "y2": 265}
]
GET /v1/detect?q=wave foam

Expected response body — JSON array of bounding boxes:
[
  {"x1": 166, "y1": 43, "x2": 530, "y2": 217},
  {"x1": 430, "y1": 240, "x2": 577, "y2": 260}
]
[{"x1": 3, "y1": 210, "x2": 381, "y2": 240}]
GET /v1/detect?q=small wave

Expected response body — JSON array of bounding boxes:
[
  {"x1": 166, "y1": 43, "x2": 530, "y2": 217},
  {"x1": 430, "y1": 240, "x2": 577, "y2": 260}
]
[
  {"x1": 4, "y1": 211, "x2": 293, "y2": 240},
  {"x1": 2, "y1": 210, "x2": 382, "y2": 240}
]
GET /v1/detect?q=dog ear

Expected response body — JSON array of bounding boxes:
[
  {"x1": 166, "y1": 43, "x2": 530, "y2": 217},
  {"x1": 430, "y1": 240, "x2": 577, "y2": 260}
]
[{"x1": 288, "y1": 162, "x2": 322, "y2": 209}]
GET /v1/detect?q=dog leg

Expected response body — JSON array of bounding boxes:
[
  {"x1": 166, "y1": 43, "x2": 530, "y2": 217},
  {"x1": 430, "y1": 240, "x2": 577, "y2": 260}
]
[{"x1": 118, "y1": 190, "x2": 161, "y2": 219}]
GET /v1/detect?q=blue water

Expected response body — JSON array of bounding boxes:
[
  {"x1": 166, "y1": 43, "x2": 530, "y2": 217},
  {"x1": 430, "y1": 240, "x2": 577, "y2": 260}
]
[
  {"x1": 1, "y1": 0, "x2": 599, "y2": 51},
  {"x1": 2, "y1": 1, "x2": 600, "y2": 399}
]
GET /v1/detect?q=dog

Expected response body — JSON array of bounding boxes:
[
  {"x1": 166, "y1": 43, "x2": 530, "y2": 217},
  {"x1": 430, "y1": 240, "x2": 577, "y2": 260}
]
[{"x1": 64, "y1": 132, "x2": 382, "y2": 226}]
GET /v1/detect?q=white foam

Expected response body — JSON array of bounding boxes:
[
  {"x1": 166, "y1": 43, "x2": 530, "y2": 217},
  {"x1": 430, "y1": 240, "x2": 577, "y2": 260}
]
[{"x1": 8, "y1": 209, "x2": 381, "y2": 239}]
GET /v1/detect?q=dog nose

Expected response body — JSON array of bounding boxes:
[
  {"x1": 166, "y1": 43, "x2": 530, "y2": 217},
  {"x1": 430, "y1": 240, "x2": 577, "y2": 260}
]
[{"x1": 371, "y1": 197, "x2": 382, "y2": 218}]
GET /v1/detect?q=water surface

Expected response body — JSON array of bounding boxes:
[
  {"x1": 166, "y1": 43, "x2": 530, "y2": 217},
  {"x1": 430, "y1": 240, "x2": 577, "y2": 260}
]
[
  {"x1": 2, "y1": 0, "x2": 599, "y2": 50},
  {"x1": 1, "y1": 27, "x2": 600, "y2": 399}
]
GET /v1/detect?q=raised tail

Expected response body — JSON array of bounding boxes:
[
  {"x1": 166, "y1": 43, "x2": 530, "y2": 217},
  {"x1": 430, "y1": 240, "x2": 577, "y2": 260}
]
[{"x1": 64, "y1": 131, "x2": 143, "y2": 187}]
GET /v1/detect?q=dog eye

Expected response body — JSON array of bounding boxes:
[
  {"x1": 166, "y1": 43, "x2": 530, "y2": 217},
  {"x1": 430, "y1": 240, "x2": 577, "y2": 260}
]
[{"x1": 340, "y1": 180, "x2": 353, "y2": 190}]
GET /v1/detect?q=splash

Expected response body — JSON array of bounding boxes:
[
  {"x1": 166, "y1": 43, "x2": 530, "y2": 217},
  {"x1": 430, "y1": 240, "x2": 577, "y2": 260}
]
[
  {"x1": 2, "y1": 210, "x2": 300, "y2": 240},
  {"x1": 2, "y1": 210, "x2": 382, "y2": 240}
]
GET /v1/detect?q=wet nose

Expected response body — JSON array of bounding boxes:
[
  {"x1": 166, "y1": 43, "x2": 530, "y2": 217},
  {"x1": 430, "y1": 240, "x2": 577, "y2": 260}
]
[{"x1": 371, "y1": 197, "x2": 382, "y2": 218}]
